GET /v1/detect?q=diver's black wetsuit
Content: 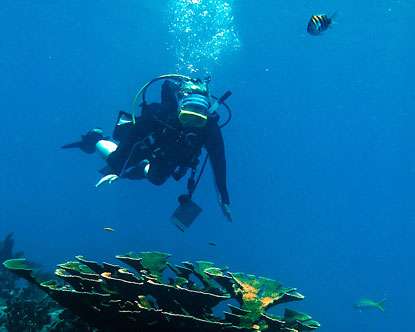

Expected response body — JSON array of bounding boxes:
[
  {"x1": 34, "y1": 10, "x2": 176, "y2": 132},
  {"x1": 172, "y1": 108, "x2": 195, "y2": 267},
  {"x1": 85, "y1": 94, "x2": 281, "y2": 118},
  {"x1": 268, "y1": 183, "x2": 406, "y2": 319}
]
[{"x1": 105, "y1": 81, "x2": 230, "y2": 205}]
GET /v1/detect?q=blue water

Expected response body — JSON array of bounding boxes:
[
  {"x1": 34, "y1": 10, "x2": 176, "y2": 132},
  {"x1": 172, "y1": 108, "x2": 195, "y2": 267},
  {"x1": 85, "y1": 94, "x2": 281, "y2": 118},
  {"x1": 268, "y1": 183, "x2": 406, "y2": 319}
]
[{"x1": 1, "y1": 1, "x2": 413, "y2": 331}]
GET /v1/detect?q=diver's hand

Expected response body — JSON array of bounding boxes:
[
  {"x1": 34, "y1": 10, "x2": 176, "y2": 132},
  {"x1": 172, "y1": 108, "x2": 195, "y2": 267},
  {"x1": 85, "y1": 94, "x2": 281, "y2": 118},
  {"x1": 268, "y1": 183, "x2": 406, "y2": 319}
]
[
  {"x1": 220, "y1": 203, "x2": 233, "y2": 222},
  {"x1": 61, "y1": 128, "x2": 105, "y2": 154},
  {"x1": 95, "y1": 174, "x2": 119, "y2": 187}
]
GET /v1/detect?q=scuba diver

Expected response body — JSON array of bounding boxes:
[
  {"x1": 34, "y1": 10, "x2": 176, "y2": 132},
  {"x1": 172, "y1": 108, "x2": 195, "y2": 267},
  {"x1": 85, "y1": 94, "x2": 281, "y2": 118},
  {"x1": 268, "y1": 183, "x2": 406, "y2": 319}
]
[{"x1": 62, "y1": 74, "x2": 233, "y2": 227}]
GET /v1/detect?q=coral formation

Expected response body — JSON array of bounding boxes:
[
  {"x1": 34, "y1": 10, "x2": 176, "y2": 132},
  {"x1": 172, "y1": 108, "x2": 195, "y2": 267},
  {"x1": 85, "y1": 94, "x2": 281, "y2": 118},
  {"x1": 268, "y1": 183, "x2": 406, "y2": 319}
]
[
  {"x1": 0, "y1": 234, "x2": 93, "y2": 331},
  {"x1": 4, "y1": 251, "x2": 320, "y2": 332}
]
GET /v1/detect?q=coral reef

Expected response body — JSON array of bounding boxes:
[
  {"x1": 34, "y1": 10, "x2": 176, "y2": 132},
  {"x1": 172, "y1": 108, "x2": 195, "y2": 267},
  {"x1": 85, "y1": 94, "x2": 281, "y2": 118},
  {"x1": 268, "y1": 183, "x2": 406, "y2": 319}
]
[
  {"x1": 0, "y1": 234, "x2": 93, "y2": 331},
  {"x1": 4, "y1": 251, "x2": 320, "y2": 332},
  {"x1": 2, "y1": 293, "x2": 94, "y2": 332}
]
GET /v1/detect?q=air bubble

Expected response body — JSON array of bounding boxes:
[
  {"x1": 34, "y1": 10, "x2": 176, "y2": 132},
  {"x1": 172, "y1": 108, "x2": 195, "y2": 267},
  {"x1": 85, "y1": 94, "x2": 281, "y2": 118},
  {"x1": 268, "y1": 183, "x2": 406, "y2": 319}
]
[{"x1": 167, "y1": 0, "x2": 240, "y2": 75}]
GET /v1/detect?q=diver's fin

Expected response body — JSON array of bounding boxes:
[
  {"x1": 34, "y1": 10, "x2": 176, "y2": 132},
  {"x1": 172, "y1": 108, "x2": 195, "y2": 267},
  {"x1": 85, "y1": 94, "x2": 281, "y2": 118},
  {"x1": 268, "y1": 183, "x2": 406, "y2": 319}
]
[
  {"x1": 95, "y1": 174, "x2": 119, "y2": 187},
  {"x1": 61, "y1": 141, "x2": 82, "y2": 149}
]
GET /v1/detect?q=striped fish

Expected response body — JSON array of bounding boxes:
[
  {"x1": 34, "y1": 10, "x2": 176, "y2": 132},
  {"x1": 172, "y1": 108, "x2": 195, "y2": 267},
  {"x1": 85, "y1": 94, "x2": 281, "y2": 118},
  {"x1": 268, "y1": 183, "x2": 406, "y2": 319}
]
[{"x1": 307, "y1": 14, "x2": 332, "y2": 35}]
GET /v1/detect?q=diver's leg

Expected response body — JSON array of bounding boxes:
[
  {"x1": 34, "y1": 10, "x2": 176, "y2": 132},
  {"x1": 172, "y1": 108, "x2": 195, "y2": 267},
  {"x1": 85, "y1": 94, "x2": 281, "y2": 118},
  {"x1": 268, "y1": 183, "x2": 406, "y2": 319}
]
[
  {"x1": 146, "y1": 161, "x2": 176, "y2": 185},
  {"x1": 96, "y1": 140, "x2": 118, "y2": 159}
]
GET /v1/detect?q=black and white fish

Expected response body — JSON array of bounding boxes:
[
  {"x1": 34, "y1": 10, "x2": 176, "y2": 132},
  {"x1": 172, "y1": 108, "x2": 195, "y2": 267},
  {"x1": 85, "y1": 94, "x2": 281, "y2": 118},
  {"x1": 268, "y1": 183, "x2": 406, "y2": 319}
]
[{"x1": 307, "y1": 14, "x2": 335, "y2": 35}]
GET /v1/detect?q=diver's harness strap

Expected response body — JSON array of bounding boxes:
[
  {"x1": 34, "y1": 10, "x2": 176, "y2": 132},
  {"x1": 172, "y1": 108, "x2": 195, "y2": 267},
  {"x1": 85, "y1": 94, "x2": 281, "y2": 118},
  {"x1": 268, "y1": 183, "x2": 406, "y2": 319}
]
[{"x1": 186, "y1": 152, "x2": 209, "y2": 199}]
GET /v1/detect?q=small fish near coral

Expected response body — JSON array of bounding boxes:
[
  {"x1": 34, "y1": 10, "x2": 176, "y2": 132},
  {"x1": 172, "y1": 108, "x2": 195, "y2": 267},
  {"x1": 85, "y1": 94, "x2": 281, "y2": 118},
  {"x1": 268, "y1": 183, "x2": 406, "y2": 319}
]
[{"x1": 307, "y1": 13, "x2": 336, "y2": 35}]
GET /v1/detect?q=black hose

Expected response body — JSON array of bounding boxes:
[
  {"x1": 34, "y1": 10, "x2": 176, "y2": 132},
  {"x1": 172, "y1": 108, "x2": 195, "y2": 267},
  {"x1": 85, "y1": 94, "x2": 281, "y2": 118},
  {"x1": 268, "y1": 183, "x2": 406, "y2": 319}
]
[
  {"x1": 219, "y1": 102, "x2": 232, "y2": 128},
  {"x1": 189, "y1": 153, "x2": 210, "y2": 198}
]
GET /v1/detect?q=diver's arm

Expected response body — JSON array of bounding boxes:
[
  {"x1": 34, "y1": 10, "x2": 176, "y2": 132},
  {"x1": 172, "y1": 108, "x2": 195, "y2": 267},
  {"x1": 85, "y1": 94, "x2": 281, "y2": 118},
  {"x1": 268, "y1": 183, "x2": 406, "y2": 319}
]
[{"x1": 205, "y1": 121, "x2": 231, "y2": 220}]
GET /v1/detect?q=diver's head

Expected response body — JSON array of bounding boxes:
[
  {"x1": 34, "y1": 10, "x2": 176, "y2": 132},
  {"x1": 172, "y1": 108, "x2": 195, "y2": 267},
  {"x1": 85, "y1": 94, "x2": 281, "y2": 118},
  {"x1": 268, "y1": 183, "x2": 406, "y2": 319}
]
[{"x1": 177, "y1": 79, "x2": 211, "y2": 128}]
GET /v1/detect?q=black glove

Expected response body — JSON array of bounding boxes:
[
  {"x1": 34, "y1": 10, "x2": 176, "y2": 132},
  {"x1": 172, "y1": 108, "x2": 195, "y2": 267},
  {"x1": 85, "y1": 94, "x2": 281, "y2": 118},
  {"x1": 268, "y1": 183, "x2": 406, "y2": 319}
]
[{"x1": 61, "y1": 128, "x2": 105, "y2": 154}]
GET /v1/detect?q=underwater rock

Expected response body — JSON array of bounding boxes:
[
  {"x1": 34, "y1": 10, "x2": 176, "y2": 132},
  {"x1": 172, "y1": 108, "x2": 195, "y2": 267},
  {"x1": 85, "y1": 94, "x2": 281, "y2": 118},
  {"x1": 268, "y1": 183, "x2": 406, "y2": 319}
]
[
  {"x1": 0, "y1": 272, "x2": 94, "y2": 331},
  {"x1": 2, "y1": 288, "x2": 93, "y2": 332},
  {"x1": 0, "y1": 305, "x2": 5, "y2": 327},
  {"x1": 40, "y1": 308, "x2": 96, "y2": 332},
  {"x1": 3, "y1": 289, "x2": 52, "y2": 332},
  {"x1": 4, "y1": 251, "x2": 320, "y2": 331}
]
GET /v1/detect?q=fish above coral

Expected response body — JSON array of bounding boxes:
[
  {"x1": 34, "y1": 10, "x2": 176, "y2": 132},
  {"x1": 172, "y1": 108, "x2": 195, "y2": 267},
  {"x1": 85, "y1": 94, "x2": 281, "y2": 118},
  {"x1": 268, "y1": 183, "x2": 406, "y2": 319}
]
[{"x1": 3, "y1": 251, "x2": 320, "y2": 332}]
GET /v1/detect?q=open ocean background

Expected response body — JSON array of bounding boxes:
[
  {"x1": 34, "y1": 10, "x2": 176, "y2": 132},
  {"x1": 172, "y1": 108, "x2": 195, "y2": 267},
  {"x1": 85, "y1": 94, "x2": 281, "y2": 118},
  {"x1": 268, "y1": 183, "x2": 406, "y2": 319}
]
[{"x1": 0, "y1": 1, "x2": 413, "y2": 330}]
